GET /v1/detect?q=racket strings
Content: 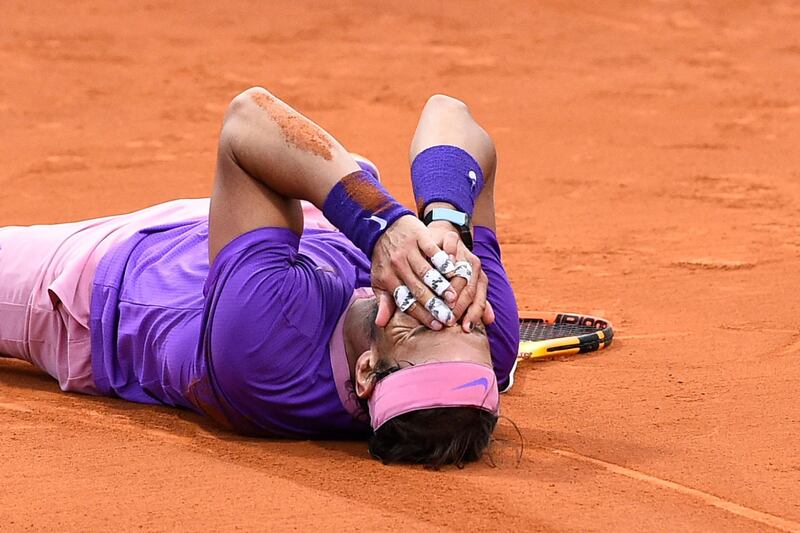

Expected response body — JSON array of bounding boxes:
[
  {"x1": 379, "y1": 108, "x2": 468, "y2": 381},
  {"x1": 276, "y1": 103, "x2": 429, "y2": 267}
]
[{"x1": 519, "y1": 321, "x2": 601, "y2": 341}]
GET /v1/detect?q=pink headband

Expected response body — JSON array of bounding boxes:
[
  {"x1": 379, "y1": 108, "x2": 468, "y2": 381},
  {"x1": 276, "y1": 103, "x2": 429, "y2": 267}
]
[{"x1": 368, "y1": 362, "x2": 500, "y2": 430}]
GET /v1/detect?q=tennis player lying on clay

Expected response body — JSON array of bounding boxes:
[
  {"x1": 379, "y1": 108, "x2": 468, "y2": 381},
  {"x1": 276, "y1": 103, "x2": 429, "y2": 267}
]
[{"x1": 0, "y1": 89, "x2": 519, "y2": 468}]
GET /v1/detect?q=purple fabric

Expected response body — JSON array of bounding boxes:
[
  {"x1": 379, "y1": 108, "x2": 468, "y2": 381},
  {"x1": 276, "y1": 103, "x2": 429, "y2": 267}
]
[
  {"x1": 90, "y1": 218, "x2": 517, "y2": 437},
  {"x1": 355, "y1": 159, "x2": 379, "y2": 181},
  {"x1": 473, "y1": 226, "x2": 520, "y2": 389},
  {"x1": 321, "y1": 170, "x2": 413, "y2": 259},
  {"x1": 91, "y1": 220, "x2": 207, "y2": 407},
  {"x1": 91, "y1": 220, "x2": 372, "y2": 437},
  {"x1": 411, "y1": 145, "x2": 485, "y2": 215}
]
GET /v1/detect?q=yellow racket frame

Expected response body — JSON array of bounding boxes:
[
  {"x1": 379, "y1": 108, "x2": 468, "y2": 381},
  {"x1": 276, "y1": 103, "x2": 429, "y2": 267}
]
[{"x1": 517, "y1": 311, "x2": 614, "y2": 361}]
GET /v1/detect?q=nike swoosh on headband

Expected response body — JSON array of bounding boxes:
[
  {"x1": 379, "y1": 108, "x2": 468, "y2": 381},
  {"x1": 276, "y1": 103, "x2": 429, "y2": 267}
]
[{"x1": 452, "y1": 377, "x2": 490, "y2": 392}]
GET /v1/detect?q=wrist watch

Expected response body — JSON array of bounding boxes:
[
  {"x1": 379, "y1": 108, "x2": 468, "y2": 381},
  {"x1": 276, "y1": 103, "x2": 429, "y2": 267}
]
[{"x1": 422, "y1": 207, "x2": 473, "y2": 250}]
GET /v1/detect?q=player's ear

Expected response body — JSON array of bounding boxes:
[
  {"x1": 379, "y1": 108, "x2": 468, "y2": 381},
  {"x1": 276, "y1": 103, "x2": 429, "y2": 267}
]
[{"x1": 354, "y1": 350, "x2": 379, "y2": 399}]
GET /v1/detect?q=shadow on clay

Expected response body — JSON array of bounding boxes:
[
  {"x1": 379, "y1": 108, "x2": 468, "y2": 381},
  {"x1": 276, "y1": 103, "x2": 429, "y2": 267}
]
[
  {"x1": 0, "y1": 354, "x2": 652, "y2": 485},
  {"x1": 0, "y1": 358, "x2": 61, "y2": 394}
]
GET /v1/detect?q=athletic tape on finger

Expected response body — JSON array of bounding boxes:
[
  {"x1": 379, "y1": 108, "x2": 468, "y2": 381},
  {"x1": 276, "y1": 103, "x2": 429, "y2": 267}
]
[
  {"x1": 423, "y1": 269, "x2": 451, "y2": 297},
  {"x1": 431, "y1": 251, "x2": 456, "y2": 275},
  {"x1": 426, "y1": 297, "x2": 454, "y2": 324},
  {"x1": 393, "y1": 285, "x2": 417, "y2": 312},
  {"x1": 453, "y1": 261, "x2": 473, "y2": 283}
]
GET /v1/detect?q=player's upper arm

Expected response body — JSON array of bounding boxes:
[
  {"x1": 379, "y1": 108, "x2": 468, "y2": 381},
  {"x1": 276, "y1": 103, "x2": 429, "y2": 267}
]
[
  {"x1": 472, "y1": 226, "x2": 519, "y2": 390},
  {"x1": 208, "y1": 89, "x2": 304, "y2": 264},
  {"x1": 197, "y1": 230, "x2": 351, "y2": 433}
]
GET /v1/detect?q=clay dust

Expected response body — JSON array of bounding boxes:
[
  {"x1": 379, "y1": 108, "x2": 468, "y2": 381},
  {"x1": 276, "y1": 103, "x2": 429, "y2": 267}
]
[{"x1": 250, "y1": 91, "x2": 334, "y2": 161}]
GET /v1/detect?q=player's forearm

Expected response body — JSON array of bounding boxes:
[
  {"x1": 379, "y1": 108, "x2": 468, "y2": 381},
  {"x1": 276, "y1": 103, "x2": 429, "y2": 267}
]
[
  {"x1": 471, "y1": 179, "x2": 496, "y2": 231},
  {"x1": 222, "y1": 87, "x2": 412, "y2": 256},
  {"x1": 409, "y1": 95, "x2": 497, "y2": 220},
  {"x1": 220, "y1": 88, "x2": 357, "y2": 207}
]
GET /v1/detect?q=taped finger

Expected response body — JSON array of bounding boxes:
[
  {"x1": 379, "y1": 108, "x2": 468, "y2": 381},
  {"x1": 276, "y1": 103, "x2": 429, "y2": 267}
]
[
  {"x1": 426, "y1": 296, "x2": 454, "y2": 325},
  {"x1": 423, "y1": 268, "x2": 452, "y2": 297},
  {"x1": 453, "y1": 261, "x2": 473, "y2": 282},
  {"x1": 430, "y1": 250, "x2": 456, "y2": 276},
  {"x1": 393, "y1": 285, "x2": 417, "y2": 312}
]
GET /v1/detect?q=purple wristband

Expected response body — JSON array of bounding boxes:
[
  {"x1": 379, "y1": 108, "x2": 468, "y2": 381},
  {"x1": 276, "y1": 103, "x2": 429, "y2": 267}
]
[
  {"x1": 411, "y1": 145, "x2": 485, "y2": 216},
  {"x1": 322, "y1": 170, "x2": 413, "y2": 258}
]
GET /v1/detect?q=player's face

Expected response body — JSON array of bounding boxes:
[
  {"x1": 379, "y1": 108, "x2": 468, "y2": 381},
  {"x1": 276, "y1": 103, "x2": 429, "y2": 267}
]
[
  {"x1": 375, "y1": 308, "x2": 491, "y2": 368},
  {"x1": 353, "y1": 304, "x2": 492, "y2": 400}
]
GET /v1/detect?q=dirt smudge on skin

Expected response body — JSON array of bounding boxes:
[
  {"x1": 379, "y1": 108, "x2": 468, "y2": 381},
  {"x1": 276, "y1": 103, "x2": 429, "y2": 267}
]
[{"x1": 250, "y1": 91, "x2": 334, "y2": 160}]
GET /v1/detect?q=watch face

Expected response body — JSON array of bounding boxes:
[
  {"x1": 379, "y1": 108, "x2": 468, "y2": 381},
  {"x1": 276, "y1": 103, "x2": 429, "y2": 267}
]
[
  {"x1": 432, "y1": 208, "x2": 468, "y2": 226},
  {"x1": 450, "y1": 211, "x2": 468, "y2": 226}
]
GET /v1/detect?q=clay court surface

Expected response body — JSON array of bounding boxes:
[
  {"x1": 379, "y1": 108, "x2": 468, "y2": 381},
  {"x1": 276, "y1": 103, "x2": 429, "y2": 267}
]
[{"x1": 1, "y1": 0, "x2": 799, "y2": 530}]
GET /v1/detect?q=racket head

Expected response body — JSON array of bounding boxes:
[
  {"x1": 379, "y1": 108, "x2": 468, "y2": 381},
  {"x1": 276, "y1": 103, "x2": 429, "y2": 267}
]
[{"x1": 517, "y1": 311, "x2": 613, "y2": 360}]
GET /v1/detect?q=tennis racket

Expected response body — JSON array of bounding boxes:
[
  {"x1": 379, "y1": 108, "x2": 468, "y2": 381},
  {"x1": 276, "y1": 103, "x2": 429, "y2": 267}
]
[{"x1": 517, "y1": 312, "x2": 613, "y2": 360}]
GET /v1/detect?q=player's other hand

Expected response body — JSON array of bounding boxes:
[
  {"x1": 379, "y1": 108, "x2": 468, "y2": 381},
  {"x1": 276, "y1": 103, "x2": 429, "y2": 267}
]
[
  {"x1": 371, "y1": 215, "x2": 458, "y2": 330},
  {"x1": 426, "y1": 221, "x2": 495, "y2": 332}
]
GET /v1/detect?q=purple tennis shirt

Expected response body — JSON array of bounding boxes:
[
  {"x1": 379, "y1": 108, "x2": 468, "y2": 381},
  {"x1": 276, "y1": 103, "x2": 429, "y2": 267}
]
[{"x1": 90, "y1": 219, "x2": 518, "y2": 437}]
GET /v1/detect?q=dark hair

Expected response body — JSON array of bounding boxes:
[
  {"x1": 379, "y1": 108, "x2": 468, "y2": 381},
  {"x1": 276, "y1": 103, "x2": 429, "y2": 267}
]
[
  {"x1": 367, "y1": 362, "x2": 498, "y2": 469},
  {"x1": 369, "y1": 406, "x2": 498, "y2": 469},
  {"x1": 364, "y1": 299, "x2": 498, "y2": 468}
]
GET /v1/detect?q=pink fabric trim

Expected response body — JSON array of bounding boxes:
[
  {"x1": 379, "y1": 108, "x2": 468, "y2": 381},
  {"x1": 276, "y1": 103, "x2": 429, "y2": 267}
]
[
  {"x1": 301, "y1": 200, "x2": 336, "y2": 230},
  {"x1": 328, "y1": 287, "x2": 372, "y2": 424},
  {"x1": 368, "y1": 362, "x2": 500, "y2": 430}
]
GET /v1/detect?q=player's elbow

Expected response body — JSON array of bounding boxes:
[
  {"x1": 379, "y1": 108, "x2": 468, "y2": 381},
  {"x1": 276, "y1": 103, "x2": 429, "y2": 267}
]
[
  {"x1": 223, "y1": 86, "x2": 271, "y2": 126},
  {"x1": 421, "y1": 94, "x2": 496, "y2": 178},
  {"x1": 218, "y1": 86, "x2": 275, "y2": 160},
  {"x1": 424, "y1": 93, "x2": 470, "y2": 115}
]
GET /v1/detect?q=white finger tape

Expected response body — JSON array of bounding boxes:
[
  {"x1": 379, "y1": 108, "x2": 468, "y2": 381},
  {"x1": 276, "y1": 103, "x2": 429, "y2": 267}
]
[
  {"x1": 423, "y1": 269, "x2": 451, "y2": 297},
  {"x1": 393, "y1": 285, "x2": 417, "y2": 312},
  {"x1": 453, "y1": 261, "x2": 473, "y2": 282},
  {"x1": 426, "y1": 297, "x2": 454, "y2": 324},
  {"x1": 431, "y1": 251, "x2": 456, "y2": 275}
]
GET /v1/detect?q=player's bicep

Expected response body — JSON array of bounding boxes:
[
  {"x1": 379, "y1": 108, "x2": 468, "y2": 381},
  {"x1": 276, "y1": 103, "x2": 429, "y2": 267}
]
[
  {"x1": 208, "y1": 102, "x2": 303, "y2": 265},
  {"x1": 199, "y1": 239, "x2": 330, "y2": 433}
]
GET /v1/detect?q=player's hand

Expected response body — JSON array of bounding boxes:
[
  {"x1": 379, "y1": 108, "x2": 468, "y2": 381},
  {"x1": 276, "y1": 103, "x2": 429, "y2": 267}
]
[
  {"x1": 426, "y1": 221, "x2": 495, "y2": 332},
  {"x1": 371, "y1": 215, "x2": 458, "y2": 330}
]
